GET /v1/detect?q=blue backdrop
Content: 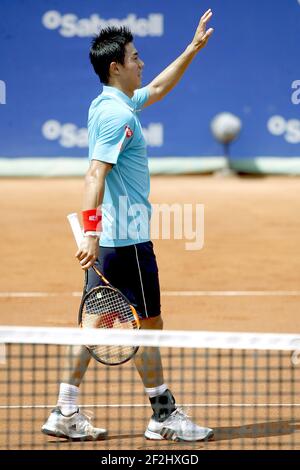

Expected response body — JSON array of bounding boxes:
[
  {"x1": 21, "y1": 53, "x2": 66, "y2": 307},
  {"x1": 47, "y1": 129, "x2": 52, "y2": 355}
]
[{"x1": 0, "y1": 0, "x2": 300, "y2": 158}]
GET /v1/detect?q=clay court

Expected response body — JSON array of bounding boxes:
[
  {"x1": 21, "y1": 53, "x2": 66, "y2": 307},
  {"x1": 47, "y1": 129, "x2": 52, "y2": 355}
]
[{"x1": 1, "y1": 175, "x2": 300, "y2": 450}]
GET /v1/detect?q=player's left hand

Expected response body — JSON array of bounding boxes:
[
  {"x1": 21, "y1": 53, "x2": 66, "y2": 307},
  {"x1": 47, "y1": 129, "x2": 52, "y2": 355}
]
[{"x1": 191, "y1": 9, "x2": 214, "y2": 51}]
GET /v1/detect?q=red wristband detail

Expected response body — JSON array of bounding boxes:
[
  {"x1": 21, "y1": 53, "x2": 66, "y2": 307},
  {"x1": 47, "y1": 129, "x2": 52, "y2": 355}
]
[{"x1": 82, "y1": 209, "x2": 102, "y2": 232}]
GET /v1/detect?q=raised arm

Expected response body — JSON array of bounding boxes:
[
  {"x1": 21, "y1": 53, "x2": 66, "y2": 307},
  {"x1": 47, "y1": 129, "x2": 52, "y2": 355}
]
[{"x1": 144, "y1": 9, "x2": 214, "y2": 107}]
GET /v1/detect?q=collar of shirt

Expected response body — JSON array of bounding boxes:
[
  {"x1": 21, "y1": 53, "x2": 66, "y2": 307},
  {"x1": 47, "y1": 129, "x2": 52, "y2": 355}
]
[{"x1": 102, "y1": 85, "x2": 135, "y2": 112}]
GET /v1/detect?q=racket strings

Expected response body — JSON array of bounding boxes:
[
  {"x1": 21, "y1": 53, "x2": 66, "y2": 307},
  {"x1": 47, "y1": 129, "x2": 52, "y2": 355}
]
[{"x1": 82, "y1": 287, "x2": 139, "y2": 364}]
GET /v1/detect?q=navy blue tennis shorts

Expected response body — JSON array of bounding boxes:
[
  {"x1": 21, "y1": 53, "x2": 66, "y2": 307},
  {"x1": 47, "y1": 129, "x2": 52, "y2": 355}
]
[{"x1": 85, "y1": 241, "x2": 161, "y2": 319}]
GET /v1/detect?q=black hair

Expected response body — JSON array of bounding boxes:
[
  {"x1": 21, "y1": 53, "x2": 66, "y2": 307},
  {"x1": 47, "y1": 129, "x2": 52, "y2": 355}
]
[{"x1": 89, "y1": 26, "x2": 133, "y2": 84}]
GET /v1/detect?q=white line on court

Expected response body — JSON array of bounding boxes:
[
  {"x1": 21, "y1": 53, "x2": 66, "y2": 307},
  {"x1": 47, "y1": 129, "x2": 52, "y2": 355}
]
[
  {"x1": 0, "y1": 292, "x2": 62, "y2": 298},
  {"x1": 163, "y1": 291, "x2": 300, "y2": 297},
  {"x1": 0, "y1": 403, "x2": 299, "y2": 409},
  {"x1": 1, "y1": 291, "x2": 300, "y2": 298}
]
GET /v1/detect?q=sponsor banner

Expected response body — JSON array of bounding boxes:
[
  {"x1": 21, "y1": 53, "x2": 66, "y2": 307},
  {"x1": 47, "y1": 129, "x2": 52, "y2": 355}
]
[{"x1": 0, "y1": 0, "x2": 300, "y2": 158}]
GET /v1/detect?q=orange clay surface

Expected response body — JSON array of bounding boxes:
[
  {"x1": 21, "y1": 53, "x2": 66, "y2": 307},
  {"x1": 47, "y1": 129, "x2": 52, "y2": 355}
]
[{"x1": 0, "y1": 176, "x2": 300, "y2": 450}]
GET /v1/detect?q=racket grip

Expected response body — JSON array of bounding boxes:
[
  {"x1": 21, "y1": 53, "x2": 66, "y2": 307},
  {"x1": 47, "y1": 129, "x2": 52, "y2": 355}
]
[{"x1": 67, "y1": 213, "x2": 83, "y2": 248}]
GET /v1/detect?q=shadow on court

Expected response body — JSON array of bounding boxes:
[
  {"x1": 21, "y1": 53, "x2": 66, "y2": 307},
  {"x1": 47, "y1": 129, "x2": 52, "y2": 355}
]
[
  {"x1": 46, "y1": 433, "x2": 144, "y2": 445},
  {"x1": 46, "y1": 420, "x2": 300, "y2": 446},
  {"x1": 211, "y1": 419, "x2": 300, "y2": 441}
]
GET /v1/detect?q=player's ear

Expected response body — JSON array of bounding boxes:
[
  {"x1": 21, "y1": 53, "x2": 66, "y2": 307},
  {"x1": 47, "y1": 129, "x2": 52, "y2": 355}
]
[{"x1": 109, "y1": 62, "x2": 120, "y2": 77}]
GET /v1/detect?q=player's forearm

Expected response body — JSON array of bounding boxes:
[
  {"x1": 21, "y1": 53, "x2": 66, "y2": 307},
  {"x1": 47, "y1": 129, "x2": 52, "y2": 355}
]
[
  {"x1": 149, "y1": 43, "x2": 199, "y2": 100},
  {"x1": 82, "y1": 174, "x2": 105, "y2": 210},
  {"x1": 82, "y1": 161, "x2": 111, "y2": 210},
  {"x1": 147, "y1": 10, "x2": 213, "y2": 103}
]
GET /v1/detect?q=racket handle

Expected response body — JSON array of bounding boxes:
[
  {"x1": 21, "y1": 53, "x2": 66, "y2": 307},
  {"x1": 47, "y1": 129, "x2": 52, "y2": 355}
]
[
  {"x1": 67, "y1": 213, "x2": 83, "y2": 248},
  {"x1": 67, "y1": 212, "x2": 110, "y2": 285}
]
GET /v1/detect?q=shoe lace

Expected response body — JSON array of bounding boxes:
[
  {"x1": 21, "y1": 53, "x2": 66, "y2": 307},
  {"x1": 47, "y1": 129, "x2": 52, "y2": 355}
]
[
  {"x1": 75, "y1": 410, "x2": 94, "y2": 432},
  {"x1": 171, "y1": 407, "x2": 196, "y2": 430},
  {"x1": 174, "y1": 406, "x2": 190, "y2": 419}
]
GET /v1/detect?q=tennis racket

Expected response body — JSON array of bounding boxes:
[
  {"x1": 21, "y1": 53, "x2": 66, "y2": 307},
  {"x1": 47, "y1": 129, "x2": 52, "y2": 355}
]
[{"x1": 67, "y1": 213, "x2": 140, "y2": 366}]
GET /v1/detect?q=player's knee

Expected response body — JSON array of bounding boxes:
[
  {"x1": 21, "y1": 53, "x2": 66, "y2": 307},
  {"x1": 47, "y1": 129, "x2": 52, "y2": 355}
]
[
  {"x1": 140, "y1": 315, "x2": 163, "y2": 330},
  {"x1": 154, "y1": 315, "x2": 163, "y2": 330}
]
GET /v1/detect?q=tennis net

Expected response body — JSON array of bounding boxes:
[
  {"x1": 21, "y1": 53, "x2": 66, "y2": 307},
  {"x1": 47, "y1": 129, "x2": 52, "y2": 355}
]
[{"x1": 0, "y1": 326, "x2": 299, "y2": 450}]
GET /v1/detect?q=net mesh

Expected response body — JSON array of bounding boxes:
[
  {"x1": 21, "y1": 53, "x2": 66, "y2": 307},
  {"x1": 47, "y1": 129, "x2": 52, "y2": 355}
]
[{"x1": 0, "y1": 326, "x2": 300, "y2": 450}]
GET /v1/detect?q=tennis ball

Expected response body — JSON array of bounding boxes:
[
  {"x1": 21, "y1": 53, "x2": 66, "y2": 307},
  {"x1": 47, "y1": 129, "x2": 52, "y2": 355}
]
[{"x1": 211, "y1": 112, "x2": 242, "y2": 144}]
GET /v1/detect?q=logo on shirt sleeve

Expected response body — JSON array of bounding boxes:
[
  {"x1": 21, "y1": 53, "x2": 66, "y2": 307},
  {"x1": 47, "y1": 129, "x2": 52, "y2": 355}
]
[{"x1": 125, "y1": 125, "x2": 134, "y2": 138}]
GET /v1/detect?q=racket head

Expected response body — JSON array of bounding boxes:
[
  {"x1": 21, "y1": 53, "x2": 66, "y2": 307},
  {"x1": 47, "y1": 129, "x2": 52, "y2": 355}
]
[{"x1": 79, "y1": 285, "x2": 140, "y2": 366}]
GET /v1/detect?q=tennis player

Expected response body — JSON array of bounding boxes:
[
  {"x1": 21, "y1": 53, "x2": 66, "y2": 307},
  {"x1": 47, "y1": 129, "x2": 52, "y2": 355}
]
[{"x1": 42, "y1": 9, "x2": 214, "y2": 442}]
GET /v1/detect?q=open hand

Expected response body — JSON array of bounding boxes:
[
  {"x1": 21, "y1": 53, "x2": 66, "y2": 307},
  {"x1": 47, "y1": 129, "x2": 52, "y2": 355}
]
[{"x1": 191, "y1": 9, "x2": 214, "y2": 51}]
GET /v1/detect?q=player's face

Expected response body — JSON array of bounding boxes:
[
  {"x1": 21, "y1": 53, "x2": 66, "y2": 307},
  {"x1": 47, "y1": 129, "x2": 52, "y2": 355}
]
[{"x1": 120, "y1": 42, "x2": 144, "y2": 91}]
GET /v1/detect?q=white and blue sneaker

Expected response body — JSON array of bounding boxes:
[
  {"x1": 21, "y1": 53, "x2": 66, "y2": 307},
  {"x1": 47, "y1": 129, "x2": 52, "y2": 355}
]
[
  {"x1": 41, "y1": 407, "x2": 107, "y2": 441},
  {"x1": 145, "y1": 408, "x2": 213, "y2": 442}
]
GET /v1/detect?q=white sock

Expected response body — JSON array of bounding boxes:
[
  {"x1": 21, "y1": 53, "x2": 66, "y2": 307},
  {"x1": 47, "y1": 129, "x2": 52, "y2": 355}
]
[
  {"x1": 145, "y1": 383, "x2": 168, "y2": 398},
  {"x1": 57, "y1": 383, "x2": 79, "y2": 416}
]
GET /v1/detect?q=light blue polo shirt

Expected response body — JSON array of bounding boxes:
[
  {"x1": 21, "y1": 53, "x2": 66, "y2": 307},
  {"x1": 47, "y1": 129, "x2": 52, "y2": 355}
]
[{"x1": 88, "y1": 85, "x2": 151, "y2": 247}]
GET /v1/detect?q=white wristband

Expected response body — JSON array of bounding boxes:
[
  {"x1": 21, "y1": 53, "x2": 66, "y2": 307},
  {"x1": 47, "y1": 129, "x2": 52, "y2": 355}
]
[{"x1": 84, "y1": 231, "x2": 101, "y2": 238}]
